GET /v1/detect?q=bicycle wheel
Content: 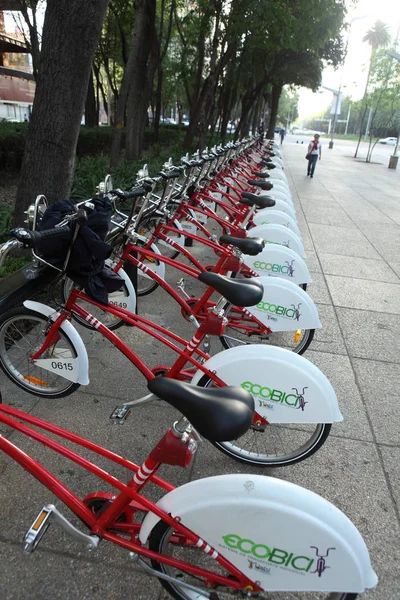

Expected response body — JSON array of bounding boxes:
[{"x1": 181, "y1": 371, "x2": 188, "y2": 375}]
[
  {"x1": 0, "y1": 307, "x2": 80, "y2": 398},
  {"x1": 197, "y1": 374, "x2": 331, "y2": 467},
  {"x1": 149, "y1": 520, "x2": 357, "y2": 600},
  {"x1": 220, "y1": 304, "x2": 315, "y2": 355}
]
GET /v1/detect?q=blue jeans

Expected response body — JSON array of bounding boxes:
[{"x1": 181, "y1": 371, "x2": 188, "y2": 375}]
[{"x1": 307, "y1": 154, "x2": 318, "y2": 176}]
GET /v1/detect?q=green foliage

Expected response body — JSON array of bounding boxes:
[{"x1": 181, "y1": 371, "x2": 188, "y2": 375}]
[
  {"x1": 71, "y1": 125, "x2": 187, "y2": 198},
  {"x1": 0, "y1": 202, "x2": 13, "y2": 235},
  {"x1": 0, "y1": 255, "x2": 30, "y2": 279},
  {"x1": 0, "y1": 122, "x2": 29, "y2": 170},
  {"x1": 277, "y1": 88, "x2": 299, "y2": 127}
]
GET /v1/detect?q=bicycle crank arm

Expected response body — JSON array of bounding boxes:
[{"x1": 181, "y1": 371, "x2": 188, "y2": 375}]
[
  {"x1": 23, "y1": 504, "x2": 99, "y2": 553},
  {"x1": 130, "y1": 553, "x2": 220, "y2": 599}
]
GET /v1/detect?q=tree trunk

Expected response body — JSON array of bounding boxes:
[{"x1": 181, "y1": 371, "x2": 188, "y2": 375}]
[
  {"x1": 110, "y1": 0, "x2": 156, "y2": 165},
  {"x1": 13, "y1": 0, "x2": 109, "y2": 227},
  {"x1": 125, "y1": 0, "x2": 157, "y2": 160},
  {"x1": 85, "y1": 70, "x2": 99, "y2": 127},
  {"x1": 266, "y1": 83, "x2": 283, "y2": 139}
]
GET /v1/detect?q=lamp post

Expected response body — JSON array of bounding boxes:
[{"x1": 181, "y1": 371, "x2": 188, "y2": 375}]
[
  {"x1": 320, "y1": 85, "x2": 342, "y2": 149},
  {"x1": 386, "y1": 43, "x2": 400, "y2": 168}
]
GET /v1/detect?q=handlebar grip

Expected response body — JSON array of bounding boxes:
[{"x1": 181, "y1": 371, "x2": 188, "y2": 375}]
[
  {"x1": 111, "y1": 187, "x2": 149, "y2": 199},
  {"x1": 7, "y1": 226, "x2": 70, "y2": 247},
  {"x1": 160, "y1": 168, "x2": 183, "y2": 180},
  {"x1": 32, "y1": 226, "x2": 71, "y2": 241}
]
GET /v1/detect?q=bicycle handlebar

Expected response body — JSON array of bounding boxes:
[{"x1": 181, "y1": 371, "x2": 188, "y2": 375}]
[
  {"x1": 159, "y1": 167, "x2": 184, "y2": 180},
  {"x1": 110, "y1": 184, "x2": 152, "y2": 200},
  {"x1": 7, "y1": 226, "x2": 71, "y2": 247}
]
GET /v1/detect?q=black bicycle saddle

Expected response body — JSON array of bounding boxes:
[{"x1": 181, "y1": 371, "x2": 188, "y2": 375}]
[
  {"x1": 147, "y1": 377, "x2": 254, "y2": 442},
  {"x1": 198, "y1": 271, "x2": 263, "y2": 306}
]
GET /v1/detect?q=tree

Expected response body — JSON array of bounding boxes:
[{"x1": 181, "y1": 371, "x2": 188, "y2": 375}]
[
  {"x1": 277, "y1": 88, "x2": 299, "y2": 129},
  {"x1": 110, "y1": 0, "x2": 157, "y2": 164},
  {"x1": 354, "y1": 20, "x2": 390, "y2": 157},
  {"x1": 11, "y1": 1, "x2": 45, "y2": 80},
  {"x1": 12, "y1": 0, "x2": 110, "y2": 227}
]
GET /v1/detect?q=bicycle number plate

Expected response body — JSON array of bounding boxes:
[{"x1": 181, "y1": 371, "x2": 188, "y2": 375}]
[{"x1": 33, "y1": 356, "x2": 80, "y2": 382}]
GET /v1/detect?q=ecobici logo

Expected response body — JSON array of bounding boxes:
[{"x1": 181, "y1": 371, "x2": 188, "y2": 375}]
[
  {"x1": 253, "y1": 259, "x2": 295, "y2": 277},
  {"x1": 255, "y1": 301, "x2": 302, "y2": 321},
  {"x1": 221, "y1": 534, "x2": 315, "y2": 574},
  {"x1": 241, "y1": 382, "x2": 308, "y2": 411}
]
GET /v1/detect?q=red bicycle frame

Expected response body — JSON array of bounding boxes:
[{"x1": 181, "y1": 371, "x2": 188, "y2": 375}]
[
  {"x1": 0, "y1": 402, "x2": 262, "y2": 594},
  {"x1": 114, "y1": 233, "x2": 269, "y2": 336}
]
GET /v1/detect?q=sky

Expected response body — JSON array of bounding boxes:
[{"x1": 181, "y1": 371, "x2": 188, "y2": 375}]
[{"x1": 297, "y1": 0, "x2": 400, "y2": 122}]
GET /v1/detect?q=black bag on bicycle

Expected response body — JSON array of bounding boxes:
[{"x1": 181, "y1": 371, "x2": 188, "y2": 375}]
[{"x1": 37, "y1": 197, "x2": 124, "y2": 304}]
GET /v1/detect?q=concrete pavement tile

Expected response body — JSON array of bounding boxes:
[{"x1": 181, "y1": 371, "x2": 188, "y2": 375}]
[
  {"x1": 309, "y1": 223, "x2": 381, "y2": 259},
  {"x1": 318, "y1": 253, "x2": 400, "y2": 284},
  {"x1": 380, "y1": 446, "x2": 400, "y2": 513},
  {"x1": 345, "y1": 209, "x2": 394, "y2": 225},
  {"x1": 379, "y1": 207, "x2": 400, "y2": 227},
  {"x1": 352, "y1": 358, "x2": 400, "y2": 446},
  {"x1": 387, "y1": 261, "x2": 400, "y2": 279},
  {"x1": 336, "y1": 307, "x2": 400, "y2": 363},
  {"x1": 326, "y1": 275, "x2": 400, "y2": 314},
  {"x1": 301, "y1": 247, "x2": 322, "y2": 273},
  {"x1": 301, "y1": 204, "x2": 354, "y2": 227},
  {"x1": 306, "y1": 272, "x2": 332, "y2": 305},
  {"x1": 0, "y1": 540, "x2": 160, "y2": 600},
  {"x1": 357, "y1": 222, "x2": 400, "y2": 241},
  {"x1": 310, "y1": 303, "x2": 347, "y2": 356},
  {"x1": 305, "y1": 350, "x2": 374, "y2": 442}
]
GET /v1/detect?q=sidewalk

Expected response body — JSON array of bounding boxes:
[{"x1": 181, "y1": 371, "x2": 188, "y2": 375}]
[{"x1": 1, "y1": 138, "x2": 400, "y2": 599}]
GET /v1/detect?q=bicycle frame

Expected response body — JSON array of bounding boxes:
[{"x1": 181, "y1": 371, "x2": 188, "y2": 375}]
[
  {"x1": 113, "y1": 239, "x2": 270, "y2": 338},
  {"x1": 0, "y1": 403, "x2": 260, "y2": 594}
]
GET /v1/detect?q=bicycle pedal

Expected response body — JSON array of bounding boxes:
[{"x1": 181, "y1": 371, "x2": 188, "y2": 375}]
[
  {"x1": 110, "y1": 405, "x2": 131, "y2": 424},
  {"x1": 23, "y1": 506, "x2": 52, "y2": 552},
  {"x1": 23, "y1": 504, "x2": 99, "y2": 553}
]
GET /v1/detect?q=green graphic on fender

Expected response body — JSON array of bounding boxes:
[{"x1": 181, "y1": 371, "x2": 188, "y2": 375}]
[
  {"x1": 256, "y1": 300, "x2": 302, "y2": 321},
  {"x1": 241, "y1": 381, "x2": 308, "y2": 411},
  {"x1": 221, "y1": 533, "x2": 314, "y2": 572}
]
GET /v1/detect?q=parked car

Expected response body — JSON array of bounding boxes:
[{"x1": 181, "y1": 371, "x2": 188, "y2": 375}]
[{"x1": 378, "y1": 137, "x2": 398, "y2": 145}]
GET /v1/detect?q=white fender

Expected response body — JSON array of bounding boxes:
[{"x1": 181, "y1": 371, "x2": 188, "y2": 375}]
[
  {"x1": 257, "y1": 199, "x2": 297, "y2": 222},
  {"x1": 264, "y1": 169, "x2": 288, "y2": 184},
  {"x1": 265, "y1": 180, "x2": 292, "y2": 195},
  {"x1": 242, "y1": 245, "x2": 311, "y2": 284},
  {"x1": 250, "y1": 224, "x2": 306, "y2": 260},
  {"x1": 156, "y1": 219, "x2": 185, "y2": 250},
  {"x1": 136, "y1": 240, "x2": 166, "y2": 283},
  {"x1": 251, "y1": 210, "x2": 301, "y2": 237},
  {"x1": 247, "y1": 276, "x2": 321, "y2": 331},
  {"x1": 191, "y1": 345, "x2": 342, "y2": 423},
  {"x1": 139, "y1": 474, "x2": 377, "y2": 593},
  {"x1": 22, "y1": 301, "x2": 89, "y2": 385},
  {"x1": 106, "y1": 266, "x2": 137, "y2": 314},
  {"x1": 261, "y1": 188, "x2": 293, "y2": 205}
]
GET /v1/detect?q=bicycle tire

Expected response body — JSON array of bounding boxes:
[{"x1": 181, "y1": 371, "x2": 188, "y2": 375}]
[
  {"x1": 220, "y1": 303, "x2": 315, "y2": 354},
  {"x1": 149, "y1": 519, "x2": 358, "y2": 600},
  {"x1": 197, "y1": 374, "x2": 331, "y2": 467},
  {"x1": 0, "y1": 306, "x2": 80, "y2": 398}
]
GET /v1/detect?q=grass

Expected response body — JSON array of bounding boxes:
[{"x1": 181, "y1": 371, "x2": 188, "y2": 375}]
[{"x1": 0, "y1": 255, "x2": 30, "y2": 279}]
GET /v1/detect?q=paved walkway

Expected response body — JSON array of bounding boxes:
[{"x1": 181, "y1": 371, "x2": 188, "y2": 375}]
[{"x1": 1, "y1": 136, "x2": 400, "y2": 599}]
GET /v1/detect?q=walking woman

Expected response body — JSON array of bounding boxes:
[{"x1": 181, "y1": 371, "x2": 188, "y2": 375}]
[{"x1": 307, "y1": 134, "x2": 322, "y2": 178}]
